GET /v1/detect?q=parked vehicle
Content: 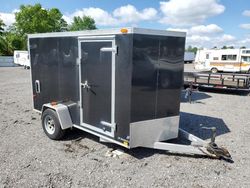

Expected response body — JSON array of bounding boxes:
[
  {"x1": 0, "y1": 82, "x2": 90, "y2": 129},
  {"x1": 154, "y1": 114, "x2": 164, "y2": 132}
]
[
  {"x1": 194, "y1": 49, "x2": 250, "y2": 73},
  {"x1": 13, "y1": 50, "x2": 30, "y2": 69},
  {"x1": 184, "y1": 52, "x2": 195, "y2": 63}
]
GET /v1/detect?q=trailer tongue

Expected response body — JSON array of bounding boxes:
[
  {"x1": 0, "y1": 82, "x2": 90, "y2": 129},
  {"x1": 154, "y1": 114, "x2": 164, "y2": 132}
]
[{"x1": 154, "y1": 127, "x2": 232, "y2": 161}]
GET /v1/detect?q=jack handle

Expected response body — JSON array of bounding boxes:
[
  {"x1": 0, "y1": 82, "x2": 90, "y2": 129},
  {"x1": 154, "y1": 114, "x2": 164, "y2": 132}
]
[{"x1": 201, "y1": 126, "x2": 216, "y2": 144}]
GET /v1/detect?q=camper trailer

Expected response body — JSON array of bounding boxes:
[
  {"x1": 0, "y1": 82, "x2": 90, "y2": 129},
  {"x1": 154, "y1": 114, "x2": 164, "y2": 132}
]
[
  {"x1": 13, "y1": 50, "x2": 30, "y2": 69},
  {"x1": 194, "y1": 49, "x2": 250, "y2": 73},
  {"x1": 28, "y1": 28, "x2": 231, "y2": 160}
]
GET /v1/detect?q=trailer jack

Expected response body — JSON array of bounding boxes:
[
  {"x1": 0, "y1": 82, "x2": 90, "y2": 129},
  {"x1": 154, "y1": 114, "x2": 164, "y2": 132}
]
[{"x1": 154, "y1": 127, "x2": 232, "y2": 162}]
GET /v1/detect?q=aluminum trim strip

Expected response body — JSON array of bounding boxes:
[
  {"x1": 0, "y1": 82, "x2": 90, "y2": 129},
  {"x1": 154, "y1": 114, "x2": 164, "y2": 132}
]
[
  {"x1": 73, "y1": 124, "x2": 129, "y2": 148},
  {"x1": 132, "y1": 27, "x2": 186, "y2": 37},
  {"x1": 111, "y1": 40, "x2": 116, "y2": 135},
  {"x1": 80, "y1": 122, "x2": 114, "y2": 137},
  {"x1": 28, "y1": 27, "x2": 186, "y2": 38},
  {"x1": 78, "y1": 35, "x2": 115, "y2": 40},
  {"x1": 28, "y1": 39, "x2": 35, "y2": 111}
]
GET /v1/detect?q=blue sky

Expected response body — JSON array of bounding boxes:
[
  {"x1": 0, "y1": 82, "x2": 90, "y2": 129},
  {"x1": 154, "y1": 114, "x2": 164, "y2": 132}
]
[{"x1": 0, "y1": 0, "x2": 250, "y2": 48}]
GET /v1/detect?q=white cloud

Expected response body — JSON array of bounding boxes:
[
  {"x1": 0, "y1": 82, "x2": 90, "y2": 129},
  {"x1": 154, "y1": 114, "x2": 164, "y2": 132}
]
[
  {"x1": 113, "y1": 5, "x2": 157, "y2": 23},
  {"x1": 167, "y1": 24, "x2": 238, "y2": 48},
  {"x1": 64, "y1": 5, "x2": 157, "y2": 26},
  {"x1": 62, "y1": 15, "x2": 71, "y2": 24},
  {"x1": 64, "y1": 7, "x2": 118, "y2": 26},
  {"x1": 12, "y1": 9, "x2": 19, "y2": 14},
  {"x1": 240, "y1": 24, "x2": 250, "y2": 30},
  {"x1": 185, "y1": 33, "x2": 237, "y2": 48},
  {"x1": 0, "y1": 12, "x2": 15, "y2": 27},
  {"x1": 186, "y1": 35, "x2": 211, "y2": 47},
  {"x1": 167, "y1": 24, "x2": 223, "y2": 36},
  {"x1": 238, "y1": 38, "x2": 250, "y2": 46},
  {"x1": 242, "y1": 10, "x2": 250, "y2": 17},
  {"x1": 220, "y1": 34, "x2": 236, "y2": 42},
  {"x1": 189, "y1": 24, "x2": 223, "y2": 35},
  {"x1": 159, "y1": 0, "x2": 225, "y2": 26}
]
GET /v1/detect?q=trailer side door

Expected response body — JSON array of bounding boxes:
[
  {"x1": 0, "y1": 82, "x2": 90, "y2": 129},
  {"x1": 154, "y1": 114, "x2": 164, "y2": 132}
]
[{"x1": 79, "y1": 38, "x2": 116, "y2": 138}]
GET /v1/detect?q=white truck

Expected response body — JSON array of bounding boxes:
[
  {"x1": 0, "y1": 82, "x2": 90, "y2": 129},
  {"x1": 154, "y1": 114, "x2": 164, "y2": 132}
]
[
  {"x1": 13, "y1": 50, "x2": 30, "y2": 69},
  {"x1": 194, "y1": 49, "x2": 250, "y2": 73},
  {"x1": 184, "y1": 52, "x2": 195, "y2": 63}
]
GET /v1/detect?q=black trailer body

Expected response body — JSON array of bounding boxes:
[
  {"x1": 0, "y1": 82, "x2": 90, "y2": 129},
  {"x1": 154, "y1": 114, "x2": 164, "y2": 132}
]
[{"x1": 29, "y1": 28, "x2": 186, "y2": 148}]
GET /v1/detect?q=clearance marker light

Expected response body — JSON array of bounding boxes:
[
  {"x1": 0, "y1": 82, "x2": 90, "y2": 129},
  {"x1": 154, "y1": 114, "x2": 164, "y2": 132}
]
[{"x1": 120, "y1": 28, "x2": 128, "y2": 34}]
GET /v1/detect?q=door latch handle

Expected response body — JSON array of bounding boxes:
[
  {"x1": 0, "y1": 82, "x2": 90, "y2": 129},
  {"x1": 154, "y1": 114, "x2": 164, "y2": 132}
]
[
  {"x1": 35, "y1": 80, "x2": 40, "y2": 93},
  {"x1": 81, "y1": 80, "x2": 91, "y2": 89},
  {"x1": 81, "y1": 80, "x2": 96, "y2": 95}
]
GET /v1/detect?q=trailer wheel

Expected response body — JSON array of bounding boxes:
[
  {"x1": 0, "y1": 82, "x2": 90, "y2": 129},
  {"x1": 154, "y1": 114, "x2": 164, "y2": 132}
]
[
  {"x1": 211, "y1": 68, "x2": 218, "y2": 74},
  {"x1": 42, "y1": 109, "x2": 65, "y2": 140}
]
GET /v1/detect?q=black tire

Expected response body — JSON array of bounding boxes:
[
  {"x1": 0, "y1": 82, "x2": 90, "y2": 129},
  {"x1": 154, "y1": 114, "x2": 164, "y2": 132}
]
[
  {"x1": 42, "y1": 109, "x2": 65, "y2": 140},
  {"x1": 211, "y1": 68, "x2": 218, "y2": 74}
]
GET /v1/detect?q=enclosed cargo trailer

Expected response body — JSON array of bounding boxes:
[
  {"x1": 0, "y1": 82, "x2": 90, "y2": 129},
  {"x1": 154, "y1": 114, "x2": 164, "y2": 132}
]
[{"x1": 28, "y1": 28, "x2": 232, "y2": 160}]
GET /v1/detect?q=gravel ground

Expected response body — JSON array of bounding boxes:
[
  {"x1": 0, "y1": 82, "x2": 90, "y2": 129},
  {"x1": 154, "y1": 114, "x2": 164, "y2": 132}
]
[{"x1": 0, "y1": 66, "x2": 250, "y2": 188}]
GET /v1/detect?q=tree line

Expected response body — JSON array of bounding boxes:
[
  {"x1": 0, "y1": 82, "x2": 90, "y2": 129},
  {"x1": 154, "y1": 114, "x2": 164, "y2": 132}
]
[{"x1": 0, "y1": 3, "x2": 96, "y2": 56}]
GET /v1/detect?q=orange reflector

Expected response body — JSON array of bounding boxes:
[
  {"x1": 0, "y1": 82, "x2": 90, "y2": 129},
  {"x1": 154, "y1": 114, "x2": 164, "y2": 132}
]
[
  {"x1": 120, "y1": 28, "x2": 128, "y2": 34},
  {"x1": 51, "y1": 101, "x2": 57, "y2": 106}
]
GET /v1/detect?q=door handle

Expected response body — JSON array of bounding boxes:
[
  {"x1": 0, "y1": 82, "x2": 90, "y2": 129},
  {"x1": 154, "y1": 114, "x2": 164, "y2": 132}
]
[
  {"x1": 81, "y1": 80, "x2": 91, "y2": 89},
  {"x1": 100, "y1": 46, "x2": 117, "y2": 54},
  {"x1": 81, "y1": 81, "x2": 96, "y2": 95},
  {"x1": 35, "y1": 80, "x2": 40, "y2": 93}
]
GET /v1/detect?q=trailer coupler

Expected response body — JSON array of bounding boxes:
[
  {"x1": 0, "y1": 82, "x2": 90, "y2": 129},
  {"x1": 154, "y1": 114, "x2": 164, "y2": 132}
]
[
  {"x1": 203, "y1": 142, "x2": 232, "y2": 161},
  {"x1": 153, "y1": 127, "x2": 232, "y2": 162},
  {"x1": 199, "y1": 127, "x2": 232, "y2": 161}
]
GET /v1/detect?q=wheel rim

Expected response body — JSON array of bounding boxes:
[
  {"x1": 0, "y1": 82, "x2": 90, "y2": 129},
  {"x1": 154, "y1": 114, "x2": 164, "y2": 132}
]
[{"x1": 44, "y1": 115, "x2": 55, "y2": 135}]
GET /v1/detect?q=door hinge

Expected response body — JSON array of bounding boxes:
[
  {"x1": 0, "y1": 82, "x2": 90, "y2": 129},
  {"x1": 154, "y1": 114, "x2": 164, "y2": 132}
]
[
  {"x1": 113, "y1": 45, "x2": 118, "y2": 54},
  {"x1": 100, "y1": 121, "x2": 116, "y2": 129}
]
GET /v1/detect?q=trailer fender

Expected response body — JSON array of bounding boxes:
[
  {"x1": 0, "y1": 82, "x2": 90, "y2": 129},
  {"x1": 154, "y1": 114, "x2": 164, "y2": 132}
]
[{"x1": 41, "y1": 103, "x2": 73, "y2": 130}]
